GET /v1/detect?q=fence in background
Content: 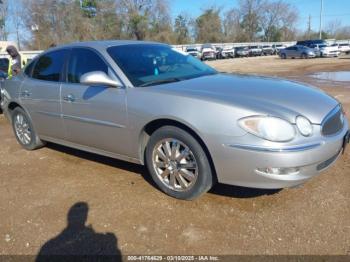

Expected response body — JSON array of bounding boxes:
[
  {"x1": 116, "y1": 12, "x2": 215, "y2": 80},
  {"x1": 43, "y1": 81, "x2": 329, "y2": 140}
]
[
  {"x1": 172, "y1": 39, "x2": 350, "y2": 51},
  {"x1": 0, "y1": 39, "x2": 349, "y2": 60}
]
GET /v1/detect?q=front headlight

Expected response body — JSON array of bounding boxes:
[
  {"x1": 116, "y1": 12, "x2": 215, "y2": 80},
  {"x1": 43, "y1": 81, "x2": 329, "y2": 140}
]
[
  {"x1": 239, "y1": 116, "x2": 295, "y2": 142},
  {"x1": 296, "y1": 116, "x2": 313, "y2": 136}
]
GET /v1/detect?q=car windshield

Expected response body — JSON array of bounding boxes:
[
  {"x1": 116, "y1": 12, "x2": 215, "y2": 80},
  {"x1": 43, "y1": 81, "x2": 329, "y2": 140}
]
[
  {"x1": 186, "y1": 48, "x2": 196, "y2": 52},
  {"x1": 107, "y1": 44, "x2": 217, "y2": 87}
]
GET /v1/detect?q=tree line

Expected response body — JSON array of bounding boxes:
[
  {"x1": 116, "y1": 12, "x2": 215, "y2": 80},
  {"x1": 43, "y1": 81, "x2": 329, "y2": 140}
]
[{"x1": 1, "y1": 0, "x2": 350, "y2": 50}]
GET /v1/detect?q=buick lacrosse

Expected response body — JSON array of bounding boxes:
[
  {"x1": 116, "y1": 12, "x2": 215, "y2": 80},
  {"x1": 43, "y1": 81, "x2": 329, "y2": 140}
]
[{"x1": 1, "y1": 41, "x2": 349, "y2": 200}]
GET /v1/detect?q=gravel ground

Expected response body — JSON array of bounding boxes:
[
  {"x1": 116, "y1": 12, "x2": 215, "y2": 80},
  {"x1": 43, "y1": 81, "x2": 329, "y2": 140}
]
[{"x1": 0, "y1": 55, "x2": 349, "y2": 257}]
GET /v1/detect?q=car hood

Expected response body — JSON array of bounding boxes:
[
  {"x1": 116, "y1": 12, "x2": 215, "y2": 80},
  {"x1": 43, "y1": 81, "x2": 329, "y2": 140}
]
[{"x1": 151, "y1": 73, "x2": 338, "y2": 124}]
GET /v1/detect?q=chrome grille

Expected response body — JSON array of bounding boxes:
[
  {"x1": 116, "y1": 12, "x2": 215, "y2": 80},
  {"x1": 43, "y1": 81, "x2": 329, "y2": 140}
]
[{"x1": 321, "y1": 106, "x2": 344, "y2": 136}]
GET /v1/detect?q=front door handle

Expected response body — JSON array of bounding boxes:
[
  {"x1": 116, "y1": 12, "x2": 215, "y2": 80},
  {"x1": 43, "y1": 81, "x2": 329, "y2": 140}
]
[
  {"x1": 63, "y1": 94, "x2": 75, "y2": 102},
  {"x1": 21, "y1": 90, "x2": 31, "y2": 97}
]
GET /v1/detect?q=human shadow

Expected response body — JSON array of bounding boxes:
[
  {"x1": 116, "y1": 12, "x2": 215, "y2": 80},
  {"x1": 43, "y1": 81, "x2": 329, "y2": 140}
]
[
  {"x1": 46, "y1": 143, "x2": 280, "y2": 199},
  {"x1": 36, "y1": 202, "x2": 121, "y2": 262}
]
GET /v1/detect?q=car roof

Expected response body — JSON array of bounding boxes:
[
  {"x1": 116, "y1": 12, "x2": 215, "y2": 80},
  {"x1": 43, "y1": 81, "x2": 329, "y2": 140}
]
[{"x1": 48, "y1": 40, "x2": 168, "y2": 51}]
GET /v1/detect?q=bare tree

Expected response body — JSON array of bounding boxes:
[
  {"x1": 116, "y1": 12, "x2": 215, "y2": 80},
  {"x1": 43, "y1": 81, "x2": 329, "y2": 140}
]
[
  {"x1": 239, "y1": 0, "x2": 265, "y2": 41},
  {"x1": 0, "y1": 0, "x2": 8, "y2": 41},
  {"x1": 195, "y1": 8, "x2": 223, "y2": 43},
  {"x1": 22, "y1": 0, "x2": 122, "y2": 49},
  {"x1": 10, "y1": 0, "x2": 26, "y2": 50},
  {"x1": 174, "y1": 13, "x2": 191, "y2": 44},
  {"x1": 223, "y1": 8, "x2": 243, "y2": 42},
  {"x1": 326, "y1": 19, "x2": 342, "y2": 38},
  {"x1": 116, "y1": 0, "x2": 173, "y2": 41},
  {"x1": 260, "y1": 0, "x2": 298, "y2": 42}
]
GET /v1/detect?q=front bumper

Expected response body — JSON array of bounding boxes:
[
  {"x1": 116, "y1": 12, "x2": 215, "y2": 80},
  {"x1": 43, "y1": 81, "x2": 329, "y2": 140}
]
[
  {"x1": 210, "y1": 121, "x2": 349, "y2": 189},
  {"x1": 202, "y1": 53, "x2": 215, "y2": 59},
  {"x1": 321, "y1": 52, "x2": 340, "y2": 57}
]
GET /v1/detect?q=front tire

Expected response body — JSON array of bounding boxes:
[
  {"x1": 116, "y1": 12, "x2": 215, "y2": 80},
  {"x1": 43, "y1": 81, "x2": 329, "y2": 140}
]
[
  {"x1": 11, "y1": 107, "x2": 45, "y2": 150},
  {"x1": 145, "y1": 126, "x2": 214, "y2": 200}
]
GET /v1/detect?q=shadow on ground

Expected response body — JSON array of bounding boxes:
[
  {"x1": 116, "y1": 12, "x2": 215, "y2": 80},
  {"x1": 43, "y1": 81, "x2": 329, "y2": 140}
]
[
  {"x1": 36, "y1": 202, "x2": 122, "y2": 261},
  {"x1": 47, "y1": 142, "x2": 280, "y2": 199}
]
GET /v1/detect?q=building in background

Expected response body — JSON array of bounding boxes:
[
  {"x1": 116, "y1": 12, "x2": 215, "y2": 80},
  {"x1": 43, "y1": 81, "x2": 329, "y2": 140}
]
[{"x1": 0, "y1": 41, "x2": 17, "y2": 52}]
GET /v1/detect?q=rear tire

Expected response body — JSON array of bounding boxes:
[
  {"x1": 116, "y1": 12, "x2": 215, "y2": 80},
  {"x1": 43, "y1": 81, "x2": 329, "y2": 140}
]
[
  {"x1": 145, "y1": 126, "x2": 214, "y2": 200},
  {"x1": 11, "y1": 107, "x2": 45, "y2": 150}
]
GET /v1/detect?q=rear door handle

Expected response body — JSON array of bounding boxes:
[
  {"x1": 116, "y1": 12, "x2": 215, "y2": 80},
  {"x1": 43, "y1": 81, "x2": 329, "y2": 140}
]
[{"x1": 63, "y1": 94, "x2": 75, "y2": 102}]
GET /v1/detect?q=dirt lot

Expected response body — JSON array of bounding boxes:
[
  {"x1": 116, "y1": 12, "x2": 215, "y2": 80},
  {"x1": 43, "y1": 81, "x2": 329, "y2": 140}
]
[{"x1": 1, "y1": 55, "x2": 349, "y2": 257}]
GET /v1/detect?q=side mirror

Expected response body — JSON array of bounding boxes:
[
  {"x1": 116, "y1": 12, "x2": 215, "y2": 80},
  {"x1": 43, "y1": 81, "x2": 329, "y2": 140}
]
[{"x1": 80, "y1": 71, "x2": 123, "y2": 88}]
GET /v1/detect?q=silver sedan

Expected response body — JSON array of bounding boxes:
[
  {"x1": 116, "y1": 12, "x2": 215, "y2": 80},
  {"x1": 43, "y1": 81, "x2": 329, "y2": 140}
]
[
  {"x1": 1, "y1": 41, "x2": 349, "y2": 200},
  {"x1": 280, "y1": 45, "x2": 316, "y2": 59}
]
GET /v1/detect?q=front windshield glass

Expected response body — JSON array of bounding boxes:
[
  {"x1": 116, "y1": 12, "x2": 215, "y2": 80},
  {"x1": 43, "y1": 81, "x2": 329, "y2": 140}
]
[{"x1": 107, "y1": 44, "x2": 217, "y2": 87}]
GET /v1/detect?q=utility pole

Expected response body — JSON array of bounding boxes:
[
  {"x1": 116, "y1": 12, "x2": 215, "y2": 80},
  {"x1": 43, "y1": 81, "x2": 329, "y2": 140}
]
[
  {"x1": 307, "y1": 15, "x2": 311, "y2": 39},
  {"x1": 319, "y1": 0, "x2": 323, "y2": 39}
]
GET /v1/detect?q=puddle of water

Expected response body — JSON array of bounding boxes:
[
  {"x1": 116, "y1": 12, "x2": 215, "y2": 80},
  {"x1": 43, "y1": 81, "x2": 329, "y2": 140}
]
[{"x1": 310, "y1": 71, "x2": 350, "y2": 82}]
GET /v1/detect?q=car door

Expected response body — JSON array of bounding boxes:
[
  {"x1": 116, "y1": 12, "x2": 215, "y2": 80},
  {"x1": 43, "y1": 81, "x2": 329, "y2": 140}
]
[
  {"x1": 61, "y1": 47, "x2": 129, "y2": 156},
  {"x1": 20, "y1": 49, "x2": 69, "y2": 139}
]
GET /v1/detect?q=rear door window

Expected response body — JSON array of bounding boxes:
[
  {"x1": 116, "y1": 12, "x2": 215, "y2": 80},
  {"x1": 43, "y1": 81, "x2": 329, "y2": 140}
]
[
  {"x1": 32, "y1": 50, "x2": 68, "y2": 82},
  {"x1": 24, "y1": 60, "x2": 36, "y2": 77}
]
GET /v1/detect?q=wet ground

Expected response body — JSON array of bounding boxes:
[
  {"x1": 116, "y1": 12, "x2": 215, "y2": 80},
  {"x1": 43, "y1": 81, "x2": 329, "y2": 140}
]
[
  {"x1": 310, "y1": 71, "x2": 350, "y2": 83},
  {"x1": 0, "y1": 55, "x2": 349, "y2": 256}
]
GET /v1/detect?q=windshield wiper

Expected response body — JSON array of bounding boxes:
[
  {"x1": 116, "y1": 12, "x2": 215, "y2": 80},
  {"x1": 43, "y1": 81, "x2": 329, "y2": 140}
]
[{"x1": 139, "y1": 77, "x2": 182, "y2": 87}]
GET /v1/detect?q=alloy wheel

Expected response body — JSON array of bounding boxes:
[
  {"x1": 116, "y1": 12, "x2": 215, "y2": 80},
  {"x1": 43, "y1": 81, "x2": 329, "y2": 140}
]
[
  {"x1": 14, "y1": 113, "x2": 32, "y2": 145},
  {"x1": 152, "y1": 138, "x2": 198, "y2": 192}
]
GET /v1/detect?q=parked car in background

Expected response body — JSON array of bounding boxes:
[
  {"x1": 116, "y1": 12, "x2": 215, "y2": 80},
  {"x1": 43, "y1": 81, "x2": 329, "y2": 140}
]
[
  {"x1": 297, "y1": 39, "x2": 327, "y2": 48},
  {"x1": 2, "y1": 40, "x2": 348, "y2": 200},
  {"x1": 201, "y1": 44, "x2": 216, "y2": 60},
  {"x1": 310, "y1": 44, "x2": 340, "y2": 58},
  {"x1": 235, "y1": 46, "x2": 249, "y2": 57},
  {"x1": 248, "y1": 45, "x2": 263, "y2": 56},
  {"x1": 331, "y1": 43, "x2": 350, "y2": 54},
  {"x1": 262, "y1": 45, "x2": 274, "y2": 55},
  {"x1": 220, "y1": 46, "x2": 235, "y2": 59},
  {"x1": 280, "y1": 45, "x2": 316, "y2": 59},
  {"x1": 272, "y1": 44, "x2": 287, "y2": 55},
  {"x1": 185, "y1": 47, "x2": 201, "y2": 59},
  {"x1": 215, "y1": 47, "x2": 223, "y2": 59}
]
